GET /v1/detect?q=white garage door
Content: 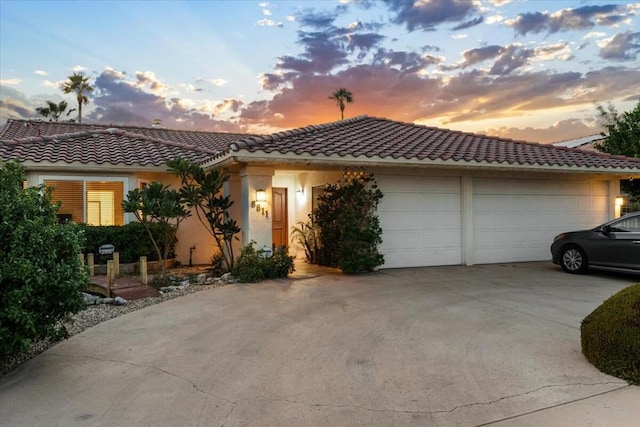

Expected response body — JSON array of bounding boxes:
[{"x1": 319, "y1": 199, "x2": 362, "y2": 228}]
[
  {"x1": 377, "y1": 175, "x2": 461, "y2": 268},
  {"x1": 473, "y1": 178, "x2": 609, "y2": 264}
]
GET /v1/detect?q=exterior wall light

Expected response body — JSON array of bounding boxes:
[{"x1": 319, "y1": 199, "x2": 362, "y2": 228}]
[
  {"x1": 615, "y1": 196, "x2": 624, "y2": 207},
  {"x1": 251, "y1": 189, "x2": 268, "y2": 217}
]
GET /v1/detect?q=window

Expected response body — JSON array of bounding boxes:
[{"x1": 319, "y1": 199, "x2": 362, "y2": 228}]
[
  {"x1": 611, "y1": 215, "x2": 640, "y2": 232},
  {"x1": 44, "y1": 178, "x2": 126, "y2": 225}
]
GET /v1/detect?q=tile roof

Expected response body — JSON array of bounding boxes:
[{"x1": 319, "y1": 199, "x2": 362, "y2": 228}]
[
  {"x1": 230, "y1": 115, "x2": 640, "y2": 171},
  {"x1": 0, "y1": 128, "x2": 219, "y2": 167},
  {"x1": 2, "y1": 117, "x2": 639, "y2": 173},
  {"x1": 0, "y1": 119, "x2": 249, "y2": 153}
]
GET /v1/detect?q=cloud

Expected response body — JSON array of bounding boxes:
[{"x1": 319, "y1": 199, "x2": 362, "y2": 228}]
[
  {"x1": 72, "y1": 65, "x2": 87, "y2": 72},
  {"x1": 452, "y1": 33, "x2": 468, "y2": 39},
  {"x1": 35, "y1": 70, "x2": 47, "y2": 76},
  {"x1": 508, "y1": 4, "x2": 627, "y2": 36},
  {"x1": 584, "y1": 31, "x2": 606, "y2": 40},
  {"x1": 134, "y1": 71, "x2": 171, "y2": 95},
  {"x1": 599, "y1": 31, "x2": 640, "y2": 60},
  {"x1": 534, "y1": 42, "x2": 573, "y2": 61},
  {"x1": 0, "y1": 78, "x2": 21, "y2": 85},
  {"x1": 298, "y1": 9, "x2": 340, "y2": 28},
  {"x1": 374, "y1": 48, "x2": 442, "y2": 73},
  {"x1": 383, "y1": 0, "x2": 479, "y2": 32},
  {"x1": 83, "y1": 68, "x2": 244, "y2": 132},
  {"x1": 0, "y1": 85, "x2": 37, "y2": 124},
  {"x1": 211, "y1": 78, "x2": 228, "y2": 86},
  {"x1": 276, "y1": 29, "x2": 350, "y2": 74},
  {"x1": 487, "y1": 118, "x2": 601, "y2": 143},
  {"x1": 213, "y1": 98, "x2": 244, "y2": 115},
  {"x1": 257, "y1": 18, "x2": 283, "y2": 27},
  {"x1": 452, "y1": 16, "x2": 483, "y2": 31},
  {"x1": 486, "y1": 14, "x2": 505, "y2": 25},
  {"x1": 458, "y1": 45, "x2": 504, "y2": 68}
]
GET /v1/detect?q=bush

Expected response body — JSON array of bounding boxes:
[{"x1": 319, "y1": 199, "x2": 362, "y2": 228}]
[
  {"x1": 0, "y1": 161, "x2": 88, "y2": 357},
  {"x1": 78, "y1": 222, "x2": 176, "y2": 264},
  {"x1": 313, "y1": 172, "x2": 384, "y2": 273},
  {"x1": 232, "y1": 243, "x2": 295, "y2": 283},
  {"x1": 581, "y1": 284, "x2": 640, "y2": 384}
]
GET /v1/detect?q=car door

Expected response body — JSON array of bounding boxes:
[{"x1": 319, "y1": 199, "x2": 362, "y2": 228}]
[{"x1": 593, "y1": 215, "x2": 640, "y2": 269}]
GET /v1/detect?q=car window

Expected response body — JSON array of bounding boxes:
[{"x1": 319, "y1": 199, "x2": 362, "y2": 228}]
[{"x1": 610, "y1": 215, "x2": 640, "y2": 232}]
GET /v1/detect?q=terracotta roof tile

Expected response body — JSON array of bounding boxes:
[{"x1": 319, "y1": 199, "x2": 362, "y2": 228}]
[
  {"x1": 230, "y1": 115, "x2": 640, "y2": 171},
  {"x1": 0, "y1": 129, "x2": 220, "y2": 166},
  {"x1": 0, "y1": 119, "x2": 250, "y2": 153}
]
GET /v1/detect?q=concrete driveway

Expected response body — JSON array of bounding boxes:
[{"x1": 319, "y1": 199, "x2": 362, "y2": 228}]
[{"x1": 1, "y1": 262, "x2": 639, "y2": 426}]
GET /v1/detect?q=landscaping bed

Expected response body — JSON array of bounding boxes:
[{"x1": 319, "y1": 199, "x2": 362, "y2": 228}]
[{"x1": 1, "y1": 267, "x2": 230, "y2": 377}]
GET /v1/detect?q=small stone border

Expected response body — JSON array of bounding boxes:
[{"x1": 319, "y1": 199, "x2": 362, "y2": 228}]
[{"x1": 1, "y1": 277, "x2": 232, "y2": 377}]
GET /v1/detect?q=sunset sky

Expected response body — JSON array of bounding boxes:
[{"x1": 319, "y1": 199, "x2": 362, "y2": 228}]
[{"x1": 1, "y1": 0, "x2": 639, "y2": 143}]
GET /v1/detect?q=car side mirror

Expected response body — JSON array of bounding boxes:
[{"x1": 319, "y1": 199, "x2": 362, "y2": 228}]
[{"x1": 600, "y1": 225, "x2": 611, "y2": 235}]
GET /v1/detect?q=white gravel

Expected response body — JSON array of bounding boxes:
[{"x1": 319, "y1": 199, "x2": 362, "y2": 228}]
[{"x1": 1, "y1": 283, "x2": 226, "y2": 377}]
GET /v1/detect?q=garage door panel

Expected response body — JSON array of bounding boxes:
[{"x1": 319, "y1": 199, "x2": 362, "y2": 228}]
[
  {"x1": 380, "y1": 193, "x2": 460, "y2": 212},
  {"x1": 379, "y1": 175, "x2": 461, "y2": 193},
  {"x1": 378, "y1": 175, "x2": 461, "y2": 269},
  {"x1": 379, "y1": 212, "x2": 461, "y2": 231},
  {"x1": 473, "y1": 178, "x2": 609, "y2": 264}
]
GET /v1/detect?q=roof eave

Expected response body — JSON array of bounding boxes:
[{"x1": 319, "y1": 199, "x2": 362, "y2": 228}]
[
  {"x1": 14, "y1": 160, "x2": 171, "y2": 173},
  {"x1": 222, "y1": 151, "x2": 640, "y2": 176}
]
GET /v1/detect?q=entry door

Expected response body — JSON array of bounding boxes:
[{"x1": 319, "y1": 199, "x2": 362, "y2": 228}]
[{"x1": 272, "y1": 188, "x2": 288, "y2": 250}]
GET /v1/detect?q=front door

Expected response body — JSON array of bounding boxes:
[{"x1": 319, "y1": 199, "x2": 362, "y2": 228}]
[{"x1": 272, "y1": 188, "x2": 288, "y2": 250}]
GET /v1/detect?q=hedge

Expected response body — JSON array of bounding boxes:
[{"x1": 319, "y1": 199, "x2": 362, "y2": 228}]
[
  {"x1": 581, "y1": 283, "x2": 640, "y2": 384},
  {"x1": 78, "y1": 222, "x2": 176, "y2": 264}
]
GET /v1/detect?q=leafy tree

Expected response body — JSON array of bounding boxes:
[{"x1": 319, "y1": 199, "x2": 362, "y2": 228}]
[
  {"x1": 62, "y1": 72, "x2": 94, "y2": 124},
  {"x1": 595, "y1": 101, "x2": 640, "y2": 204},
  {"x1": 329, "y1": 88, "x2": 354, "y2": 120},
  {"x1": 0, "y1": 161, "x2": 88, "y2": 357},
  {"x1": 35, "y1": 100, "x2": 76, "y2": 122},
  {"x1": 122, "y1": 182, "x2": 190, "y2": 276},
  {"x1": 167, "y1": 158, "x2": 241, "y2": 271},
  {"x1": 312, "y1": 172, "x2": 384, "y2": 273},
  {"x1": 595, "y1": 101, "x2": 640, "y2": 158}
]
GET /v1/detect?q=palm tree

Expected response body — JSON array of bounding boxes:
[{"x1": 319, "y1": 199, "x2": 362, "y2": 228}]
[
  {"x1": 35, "y1": 100, "x2": 76, "y2": 122},
  {"x1": 62, "y1": 72, "x2": 94, "y2": 124},
  {"x1": 328, "y1": 88, "x2": 354, "y2": 120}
]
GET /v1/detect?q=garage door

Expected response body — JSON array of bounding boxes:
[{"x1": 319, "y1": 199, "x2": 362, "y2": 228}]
[
  {"x1": 377, "y1": 175, "x2": 461, "y2": 268},
  {"x1": 473, "y1": 178, "x2": 609, "y2": 264}
]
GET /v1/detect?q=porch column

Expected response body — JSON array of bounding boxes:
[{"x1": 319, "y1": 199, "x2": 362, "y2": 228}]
[
  {"x1": 240, "y1": 166, "x2": 275, "y2": 250},
  {"x1": 224, "y1": 171, "x2": 243, "y2": 262}
]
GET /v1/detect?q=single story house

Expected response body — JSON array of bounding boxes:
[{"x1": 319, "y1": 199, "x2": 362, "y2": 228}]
[{"x1": 2, "y1": 117, "x2": 639, "y2": 269}]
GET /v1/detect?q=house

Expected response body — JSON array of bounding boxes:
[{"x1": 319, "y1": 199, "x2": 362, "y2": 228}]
[{"x1": 2, "y1": 117, "x2": 640, "y2": 269}]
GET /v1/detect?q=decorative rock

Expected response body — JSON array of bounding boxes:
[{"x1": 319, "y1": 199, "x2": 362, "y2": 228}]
[
  {"x1": 178, "y1": 280, "x2": 190, "y2": 287},
  {"x1": 197, "y1": 273, "x2": 207, "y2": 284},
  {"x1": 221, "y1": 272, "x2": 232, "y2": 283},
  {"x1": 205, "y1": 277, "x2": 215, "y2": 285},
  {"x1": 82, "y1": 293, "x2": 100, "y2": 305},
  {"x1": 113, "y1": 297, "x2": 127, "y2": 306},
  {"x1": 97, "y1": 298, "x2": 114, "y2": 305}
]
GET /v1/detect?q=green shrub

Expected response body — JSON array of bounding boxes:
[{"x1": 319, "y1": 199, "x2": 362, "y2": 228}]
[
  {"x1": 313, "y1": 172, "x2": 384, "y2": 273},
  {"x1": 581, "y1": 284, "x2": 640, "y2": 384},
  {"x1": 0, "y1": 161, "x2": 88, "y2": 357},
  {"x1": 78, "y1": 222, "x2": 176, "y2": 264},
  {"x1": 232, "y1": 242, "x2": 295, "y2": 283}
]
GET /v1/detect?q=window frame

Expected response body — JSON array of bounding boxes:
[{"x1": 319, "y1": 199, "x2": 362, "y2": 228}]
[{"x1": 39, "y1": 175, "x2": 130, "y2": 225}]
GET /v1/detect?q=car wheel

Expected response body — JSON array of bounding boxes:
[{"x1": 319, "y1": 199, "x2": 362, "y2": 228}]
[{"x1": 560, "y1": 246, "x2": 588, "y2": 274}]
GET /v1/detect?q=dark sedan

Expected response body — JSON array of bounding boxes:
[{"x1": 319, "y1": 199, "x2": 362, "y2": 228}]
[{"x1": 551, "y1": 211, "x2": 640, "y2": 273}]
